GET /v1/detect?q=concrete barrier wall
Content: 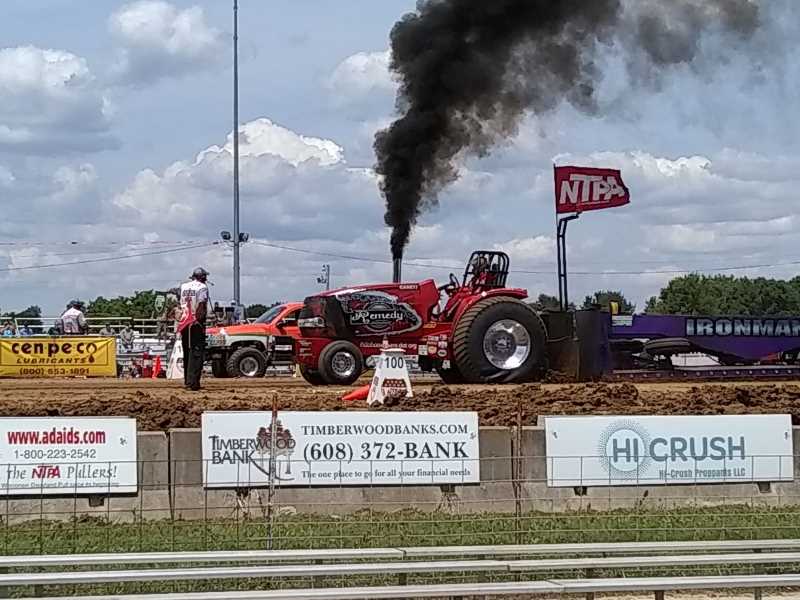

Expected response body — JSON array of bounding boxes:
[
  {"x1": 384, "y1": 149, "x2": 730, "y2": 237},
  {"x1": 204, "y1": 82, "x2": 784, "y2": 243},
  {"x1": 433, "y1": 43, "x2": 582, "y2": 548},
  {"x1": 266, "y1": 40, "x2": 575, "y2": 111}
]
[{"x1": 4, "y1": 427, "x2": 800, "y2": 521}]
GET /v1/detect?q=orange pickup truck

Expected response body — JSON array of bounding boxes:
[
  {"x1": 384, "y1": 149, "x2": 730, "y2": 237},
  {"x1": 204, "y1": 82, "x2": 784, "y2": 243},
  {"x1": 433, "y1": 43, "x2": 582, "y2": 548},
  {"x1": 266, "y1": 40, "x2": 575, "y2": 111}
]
[{"x1": 206, "y1": 302, "x2": 302, "y2": 377}]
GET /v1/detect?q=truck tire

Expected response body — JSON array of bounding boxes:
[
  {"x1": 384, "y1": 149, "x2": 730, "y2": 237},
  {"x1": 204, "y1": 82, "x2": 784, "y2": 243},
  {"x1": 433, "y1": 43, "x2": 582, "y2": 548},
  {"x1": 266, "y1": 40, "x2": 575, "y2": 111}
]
[
  {"x1": 299, "y1": 365, "x2": 328, "y2": 386},
  {"x1": 453, "y1": 297, "x2": 547, "y2": 384},
  {"x1": 211, "y1": 359, "x2": 228, "y2": 378},
  {"x1": 226, "y1": 347, "x2": 267, "y2": 378},
  {"x1": 318, "y1": 340, "x2": 364, "y2": 385},
  {"x1": 435, "y1": 365, "x2": 465, "y2": 385}
]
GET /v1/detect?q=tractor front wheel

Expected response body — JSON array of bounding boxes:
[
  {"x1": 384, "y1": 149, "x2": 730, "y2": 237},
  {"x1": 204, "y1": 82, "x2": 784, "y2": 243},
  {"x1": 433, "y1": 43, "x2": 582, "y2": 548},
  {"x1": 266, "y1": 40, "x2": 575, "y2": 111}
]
[
  {"x1": 453, "y1": 297, "x2": 547, "y2": 383},
  {"x1": 318, "y1": 340, "x2": 364, "y2": 385},
  {"x1": 436, "y1": 365, "x2": 465, "y2": 385},
  {"x1": 299, "y1": 365, "x2": 328, "y2": 386},
  {"x1": 226, "y1": 347, "x2": 268, "y2": 378}
]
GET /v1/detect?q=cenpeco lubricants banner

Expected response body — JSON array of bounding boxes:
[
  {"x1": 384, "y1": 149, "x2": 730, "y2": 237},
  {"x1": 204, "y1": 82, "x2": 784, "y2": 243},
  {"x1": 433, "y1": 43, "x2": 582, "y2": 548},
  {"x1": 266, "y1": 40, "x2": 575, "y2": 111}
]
[
  {"x1": 201, "y1": 411, "x2": 480, "y2": 488},
  {"x1": 0, "y1": 337, "x2": 117, "y2": 377},
  {"x1": 545, "y1": 414, "x2": 793, "y2": 487}
]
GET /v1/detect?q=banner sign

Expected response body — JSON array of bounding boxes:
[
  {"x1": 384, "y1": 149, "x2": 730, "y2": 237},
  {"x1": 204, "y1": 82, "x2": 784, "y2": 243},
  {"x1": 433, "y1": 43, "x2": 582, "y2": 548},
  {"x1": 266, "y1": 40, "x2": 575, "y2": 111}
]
[
  {"x1": 545, "y1": 415, "x2": 793, "y2": 487},
  {"x1": 0, "y1": 417, "x2": 138, "y2": 496},
  {"x1": 555, "y1": 165, "x2": 630, "y2": 214},
  {"x1": 202, "y1": 411, "x2": 480, "y2": 488},
  {"x1": 0, "y1": 337, "x2": 117, "y2": 378}
]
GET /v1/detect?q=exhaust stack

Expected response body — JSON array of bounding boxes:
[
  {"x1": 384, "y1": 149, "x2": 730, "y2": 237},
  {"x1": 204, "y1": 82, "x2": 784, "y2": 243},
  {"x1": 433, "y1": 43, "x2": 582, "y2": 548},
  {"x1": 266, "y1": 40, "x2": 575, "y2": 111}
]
[{"x1": 392, "y1": 258, "x2": 402, "y2": 283}]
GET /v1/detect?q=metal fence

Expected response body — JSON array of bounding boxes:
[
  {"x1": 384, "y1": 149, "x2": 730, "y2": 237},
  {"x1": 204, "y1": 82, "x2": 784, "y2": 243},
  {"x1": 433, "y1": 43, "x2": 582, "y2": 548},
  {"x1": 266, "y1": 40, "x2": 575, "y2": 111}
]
[{"x1": 0, "y1": 448, "x2": 799, "y2": 597}]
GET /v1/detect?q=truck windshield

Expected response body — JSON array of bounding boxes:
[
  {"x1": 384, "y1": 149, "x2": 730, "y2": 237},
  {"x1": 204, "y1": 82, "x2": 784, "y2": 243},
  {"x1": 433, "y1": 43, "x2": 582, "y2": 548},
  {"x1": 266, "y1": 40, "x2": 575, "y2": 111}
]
[{"x1": 254, "y1": 305, "x2": 283, "y2": 324}]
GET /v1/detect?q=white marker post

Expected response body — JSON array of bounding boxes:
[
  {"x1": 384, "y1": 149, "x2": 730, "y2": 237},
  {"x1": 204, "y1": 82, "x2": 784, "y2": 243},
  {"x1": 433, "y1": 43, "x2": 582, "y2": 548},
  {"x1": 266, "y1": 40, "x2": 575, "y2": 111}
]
[
  {"x1": 166, "y1": 342, "x2": 184, "y2": 380},
  {"x1": 367, "y1": 348, "x2": 413, "y2": 406}
]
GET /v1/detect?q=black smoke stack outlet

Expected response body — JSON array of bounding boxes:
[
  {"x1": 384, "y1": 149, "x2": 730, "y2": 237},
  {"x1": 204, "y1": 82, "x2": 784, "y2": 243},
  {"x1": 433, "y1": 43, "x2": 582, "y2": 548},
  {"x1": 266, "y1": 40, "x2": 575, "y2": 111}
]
[{"x1": 393, "y1": 258, "x2": 402, "y2": 283}]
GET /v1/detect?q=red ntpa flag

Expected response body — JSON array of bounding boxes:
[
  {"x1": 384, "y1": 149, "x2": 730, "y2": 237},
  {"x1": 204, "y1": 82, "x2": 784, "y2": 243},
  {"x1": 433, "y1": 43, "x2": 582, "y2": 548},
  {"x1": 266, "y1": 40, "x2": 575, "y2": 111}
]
[{"x1": 554, "y1": 165, "x2": 630, "y2": 214}]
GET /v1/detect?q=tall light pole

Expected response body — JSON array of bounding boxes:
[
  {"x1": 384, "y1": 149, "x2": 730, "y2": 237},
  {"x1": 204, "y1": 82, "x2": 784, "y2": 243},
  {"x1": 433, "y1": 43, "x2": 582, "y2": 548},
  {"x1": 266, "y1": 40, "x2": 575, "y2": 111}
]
[{"x1": 232, "y1": 0, "x2": 241, "y2": 306}]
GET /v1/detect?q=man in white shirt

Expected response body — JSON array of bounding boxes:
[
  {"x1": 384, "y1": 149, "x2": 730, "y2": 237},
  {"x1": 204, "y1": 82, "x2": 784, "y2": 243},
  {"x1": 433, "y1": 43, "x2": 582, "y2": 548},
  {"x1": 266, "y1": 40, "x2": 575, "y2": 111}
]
[
  {"x1": 60, "y1": 301, "x2": 88, "y2": 335},
  {"x1": 178, "y1": 267, "x2": 210, "y2": 391}
]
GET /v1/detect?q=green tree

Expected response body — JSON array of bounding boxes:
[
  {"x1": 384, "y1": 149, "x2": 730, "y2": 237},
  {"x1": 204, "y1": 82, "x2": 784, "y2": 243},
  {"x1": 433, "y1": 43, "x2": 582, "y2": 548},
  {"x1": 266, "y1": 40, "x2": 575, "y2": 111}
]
[
  {"x1": 1, "y1": 305, "x2": 43, "y2": 332},
  {"x1": 645, "y1": 274, "x2": 800, "y2": 315},
  {"x1": 582, "y1": 290, "x2": 635, "y2": 313},
  {"x1": 529, "y1": 294, "x2": 574, "y2": 312},
  {"x1": 86, "y1": 291, "x2": 160, "y2": 319},
  {"x1": 246, "y1": 303, "x2": 270, "y2": 319}
]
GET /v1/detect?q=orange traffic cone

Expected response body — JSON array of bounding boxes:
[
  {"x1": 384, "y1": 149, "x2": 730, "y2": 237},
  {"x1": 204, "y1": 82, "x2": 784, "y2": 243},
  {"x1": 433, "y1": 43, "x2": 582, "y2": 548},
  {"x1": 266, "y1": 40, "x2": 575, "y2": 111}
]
[
  {"x1": 342, "y1": 384, "x2": 370, "y2": 403},
  {"x1": 152, "y1": 355, "x2": 162, "y2": 379}
]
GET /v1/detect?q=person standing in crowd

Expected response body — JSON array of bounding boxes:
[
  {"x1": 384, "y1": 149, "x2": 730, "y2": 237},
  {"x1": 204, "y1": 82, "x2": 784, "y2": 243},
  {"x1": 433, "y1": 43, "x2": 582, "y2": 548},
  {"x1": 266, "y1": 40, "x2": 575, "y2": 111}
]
[
  {"x1": 119, "y1": 323, "x2": 135, "y2": 352},
  {"x1": 1, "y1": 322, "x2": 14, "y2": 337},
  {"x1": 18, "y1": 324, "x2": 32, "y2": 337},
  {"x1": 178, "y1": 267, "x2": 210, "y2": 391},
  {"x1": 98, "y1": 323, "x2": 115, "y2": 337},
  {"x1": 60, "y1": 301, "x2": 88, "y2": 335}
]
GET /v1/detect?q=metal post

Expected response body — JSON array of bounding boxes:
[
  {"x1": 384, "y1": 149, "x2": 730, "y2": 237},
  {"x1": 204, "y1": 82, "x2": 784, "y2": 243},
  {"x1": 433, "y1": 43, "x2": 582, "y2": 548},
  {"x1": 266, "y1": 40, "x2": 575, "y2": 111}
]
[
  {"x1": 317, "y1": 264, "x2": 330, "y2": 290},
  {"x1": 556, "y1": 214, "x2": 579, "y2": 311},
  {"x1": 232, "y1": 0, "x2": 241, "y2": 305}
]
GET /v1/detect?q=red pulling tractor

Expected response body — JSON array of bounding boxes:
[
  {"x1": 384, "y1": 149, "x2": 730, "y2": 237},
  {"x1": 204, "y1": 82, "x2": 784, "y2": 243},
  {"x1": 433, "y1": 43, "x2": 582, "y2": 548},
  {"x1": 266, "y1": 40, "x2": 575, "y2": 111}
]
[{"x1": 295, "y1": 251, "x2": 549, "y2": 385}]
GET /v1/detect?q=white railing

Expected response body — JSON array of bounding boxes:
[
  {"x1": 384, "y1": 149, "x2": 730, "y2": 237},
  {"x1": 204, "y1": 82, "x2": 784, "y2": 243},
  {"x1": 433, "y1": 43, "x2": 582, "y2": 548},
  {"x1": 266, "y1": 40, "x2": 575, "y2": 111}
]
[{"x1": 5, "y1": 540, "x2": 800, "y2": 598}]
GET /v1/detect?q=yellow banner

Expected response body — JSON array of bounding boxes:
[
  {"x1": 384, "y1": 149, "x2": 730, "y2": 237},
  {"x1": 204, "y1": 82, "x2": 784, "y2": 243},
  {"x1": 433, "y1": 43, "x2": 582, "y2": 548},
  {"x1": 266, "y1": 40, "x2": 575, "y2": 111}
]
[{"x1": 0, "y1": 337, "x2": 117, "y2": 378}]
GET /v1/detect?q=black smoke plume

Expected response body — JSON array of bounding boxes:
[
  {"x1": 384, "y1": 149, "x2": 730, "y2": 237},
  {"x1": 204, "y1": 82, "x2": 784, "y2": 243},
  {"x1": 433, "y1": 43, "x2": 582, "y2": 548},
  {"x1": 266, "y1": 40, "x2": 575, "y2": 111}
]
[{"x1": 375, "y1": 0, "x2": 759, "y2": 259}]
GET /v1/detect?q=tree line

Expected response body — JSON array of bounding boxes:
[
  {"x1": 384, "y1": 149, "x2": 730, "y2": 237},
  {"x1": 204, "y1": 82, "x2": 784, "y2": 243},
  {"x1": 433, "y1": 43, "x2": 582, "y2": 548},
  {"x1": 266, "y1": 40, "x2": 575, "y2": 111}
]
[
  {"x1": 6, "y1": 274, "x2": 800, "y2": 320},
  {"x1": 535, "y1": 274, "x2": 800, "y2": 315}
]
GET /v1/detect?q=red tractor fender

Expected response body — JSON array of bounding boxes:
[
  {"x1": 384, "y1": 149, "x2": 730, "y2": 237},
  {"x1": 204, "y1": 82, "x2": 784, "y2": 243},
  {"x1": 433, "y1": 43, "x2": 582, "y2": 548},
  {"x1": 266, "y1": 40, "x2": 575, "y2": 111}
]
[{"x1": 448, "y1": 288, "x2": 530, "y2": 336}]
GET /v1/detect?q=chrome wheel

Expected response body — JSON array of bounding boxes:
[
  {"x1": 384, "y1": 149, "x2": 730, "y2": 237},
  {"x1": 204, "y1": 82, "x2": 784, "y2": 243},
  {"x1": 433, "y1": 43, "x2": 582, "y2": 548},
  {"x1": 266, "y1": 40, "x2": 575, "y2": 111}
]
[
  {"x1": 482, "y1": 319, "x2": 531, "y2": 370},
  {"x1": 239, "y1": 356, "x2": 261, "y2": 377},
  {"x1": 331, "y1": 351, "x2": 357, "y2": 378}
]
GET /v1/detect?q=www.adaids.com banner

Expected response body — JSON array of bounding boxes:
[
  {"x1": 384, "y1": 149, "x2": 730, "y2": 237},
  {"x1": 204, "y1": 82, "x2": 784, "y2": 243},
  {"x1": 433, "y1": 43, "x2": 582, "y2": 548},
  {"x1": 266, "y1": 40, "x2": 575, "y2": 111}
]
[
  {"x1": 0, "y1": 418, "x2": 137, "y2": 495},
  {"x1": 202, "y1": 411, "x2": 480, "y2": 488}
]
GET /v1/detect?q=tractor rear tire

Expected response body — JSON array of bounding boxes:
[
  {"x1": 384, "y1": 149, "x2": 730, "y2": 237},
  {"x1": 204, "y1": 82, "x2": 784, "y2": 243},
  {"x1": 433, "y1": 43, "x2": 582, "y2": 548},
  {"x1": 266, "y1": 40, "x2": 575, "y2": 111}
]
[
  {"x1": 436, "y1": 365, "x2": 465, "y2": 385},
  {"x1": 318, "y1": 340, "x2": 364, "y2": 386},
  {"x1": 453, "y1": 297, "x2": 547, "y2": 384},
  {"x1": 211, "y1": 359, "x2": 228, "y2": 378},
  {"x1": 299, "y1": 365, "x2": 328, "y2": 386},
  {"x1": 226, "y1": 347, "x2": 267, "y2": 378}
]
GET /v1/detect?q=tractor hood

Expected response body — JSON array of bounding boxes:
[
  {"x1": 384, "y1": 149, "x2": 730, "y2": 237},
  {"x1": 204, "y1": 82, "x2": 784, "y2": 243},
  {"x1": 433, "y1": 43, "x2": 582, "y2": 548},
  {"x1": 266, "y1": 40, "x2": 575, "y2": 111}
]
[{"x1": 300, "y1": 280, "x2": 439, "y2": 338}]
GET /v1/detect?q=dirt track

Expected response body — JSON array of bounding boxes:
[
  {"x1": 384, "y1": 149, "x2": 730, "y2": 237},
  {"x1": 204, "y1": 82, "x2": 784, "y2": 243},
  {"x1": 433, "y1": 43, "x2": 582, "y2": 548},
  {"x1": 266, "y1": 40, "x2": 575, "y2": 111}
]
[{"x1": 2, "y1": 377, "x2": 800, "y2": 431}]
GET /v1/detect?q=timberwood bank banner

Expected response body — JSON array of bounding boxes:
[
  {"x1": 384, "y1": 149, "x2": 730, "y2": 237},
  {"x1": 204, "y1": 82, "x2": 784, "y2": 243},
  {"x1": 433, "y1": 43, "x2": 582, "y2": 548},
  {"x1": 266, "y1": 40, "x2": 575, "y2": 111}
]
[
  {"x1": 0, "y1": 418, "x2": 137, "y2": 496},
  {"x1": 0, "y1": 337, "x2": 117, "y2": 378},
  {"x1": 202, "y1": 411, "x2": 480, "y2": 488},
  {"x1": 545, "y1": 415, "x2": 793, "y2": 487}
]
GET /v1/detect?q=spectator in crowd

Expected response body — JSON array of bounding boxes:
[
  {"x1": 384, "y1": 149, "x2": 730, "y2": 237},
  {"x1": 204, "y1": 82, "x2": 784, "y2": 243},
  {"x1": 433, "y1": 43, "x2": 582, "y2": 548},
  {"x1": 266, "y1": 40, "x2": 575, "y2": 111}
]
[
  {"x1": 17, "y1": 324, "x2": 32, "y2": 337},
  {"x1": 98, "y1": 323, "x2": 115, "y2": 337},
  {"x1": 231, "y1": 302, "x2": 244, "y2": 324},
  {"x1": 60, "y1": 300, "x2": 88, "y2": 335},
  {"x1": 119, "y1": 323, "x2": 135, "y2": 352},
  {"x1": 1, "y1": 322, "x2": 15, "y2": 337}
]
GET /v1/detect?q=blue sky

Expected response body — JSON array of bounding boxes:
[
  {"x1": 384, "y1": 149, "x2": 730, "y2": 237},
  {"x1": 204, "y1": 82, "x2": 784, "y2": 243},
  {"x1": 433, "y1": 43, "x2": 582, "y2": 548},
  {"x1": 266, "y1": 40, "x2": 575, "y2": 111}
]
[{"x1": 0, "y1": 0, "x2": 798, "y2": 316}]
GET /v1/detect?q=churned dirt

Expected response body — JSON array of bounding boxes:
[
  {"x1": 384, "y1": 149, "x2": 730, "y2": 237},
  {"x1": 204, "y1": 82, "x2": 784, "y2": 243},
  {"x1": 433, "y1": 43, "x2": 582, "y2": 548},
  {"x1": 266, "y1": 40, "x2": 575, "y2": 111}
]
[{"x1": 2, "y1": 377, "x2": 800, "y2": 431}]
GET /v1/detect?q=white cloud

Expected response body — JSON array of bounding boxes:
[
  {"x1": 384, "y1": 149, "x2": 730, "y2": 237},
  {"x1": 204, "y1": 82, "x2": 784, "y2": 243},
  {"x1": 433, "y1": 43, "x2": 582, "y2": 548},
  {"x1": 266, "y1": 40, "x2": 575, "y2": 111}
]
[
  {"x1": 0, "y1": 46, "x2": 115, "y2": 153},
  {"x1": 112, "y1": 117, "x2": 378, "y2": 242},
  {"x1": 327, "y1": 50, "x2": 395, "y2": 108},
  {"x1": 109, "y1": 0, "x2": 224, "y2": 86}
]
